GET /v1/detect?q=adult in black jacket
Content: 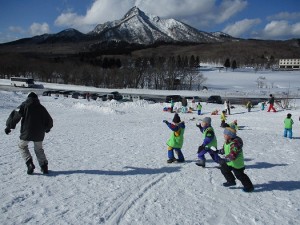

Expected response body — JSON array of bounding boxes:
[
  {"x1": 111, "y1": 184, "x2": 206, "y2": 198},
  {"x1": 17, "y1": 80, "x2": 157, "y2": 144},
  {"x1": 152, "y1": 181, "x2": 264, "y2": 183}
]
[{"x1": 5, "y1": 92, "x2": 53, "y2": 174}]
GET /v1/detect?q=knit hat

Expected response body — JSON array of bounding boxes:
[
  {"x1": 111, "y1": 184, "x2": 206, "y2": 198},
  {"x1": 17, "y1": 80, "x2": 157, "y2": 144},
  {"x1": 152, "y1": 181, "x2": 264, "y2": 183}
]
[
  {"x1": 202, "y1": 117, "x2": 211, "y2": 125},
  {"x1": 172, "y1": 113, "x2": 181, "y2": 123},
  {"x1": 224, "y1": 127, "x2": 236, "y2": 138},
  {"x1": 27, "y1": 92, "x2": 38, "y2": 98}
]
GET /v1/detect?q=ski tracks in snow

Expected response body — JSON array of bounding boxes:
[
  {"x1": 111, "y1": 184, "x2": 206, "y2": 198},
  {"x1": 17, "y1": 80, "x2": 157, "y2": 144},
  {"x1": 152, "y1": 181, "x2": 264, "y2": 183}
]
[{"x1": 102, "y1": 173, "x2": 167, "y2": 225}]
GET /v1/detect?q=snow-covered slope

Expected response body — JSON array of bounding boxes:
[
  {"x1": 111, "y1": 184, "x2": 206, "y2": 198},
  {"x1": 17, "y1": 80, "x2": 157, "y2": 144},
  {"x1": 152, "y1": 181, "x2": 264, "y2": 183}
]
[{"x1": 1, "y1": 88, "x2": 300, "y2": 224}]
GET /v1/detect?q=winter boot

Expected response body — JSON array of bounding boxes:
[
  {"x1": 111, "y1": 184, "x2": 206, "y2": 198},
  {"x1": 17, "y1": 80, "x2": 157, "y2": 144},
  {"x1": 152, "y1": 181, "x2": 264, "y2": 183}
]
[
  {"x1": 243, "y1": 187, "x2": 254, "y2": 192},
  {"x1": 41, "y1": 163, "x2": 48, "y2": 174},
  {"x1": 222, "y1": 181, "x2": 236, "y2": 187},
  {"x1": 167, "y1": 158, "x2": 177, "y2": 163},
  {"x1": 26, "y1": 158, "x2": 35, "y2": 175},
  {"x1": 195, "y1": 159, "x2": 206, "y2": 167}
]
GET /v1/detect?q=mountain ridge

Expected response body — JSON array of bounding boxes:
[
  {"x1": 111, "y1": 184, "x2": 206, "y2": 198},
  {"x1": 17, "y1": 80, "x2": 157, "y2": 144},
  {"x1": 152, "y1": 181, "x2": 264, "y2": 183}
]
[{"x1": 2, "y1": 6, "x2": 234, "y2": 46}]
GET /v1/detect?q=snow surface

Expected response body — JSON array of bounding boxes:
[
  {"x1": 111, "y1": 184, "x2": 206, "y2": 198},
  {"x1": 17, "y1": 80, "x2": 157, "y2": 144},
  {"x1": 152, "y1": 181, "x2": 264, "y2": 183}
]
[{"x1": 1, "y1": 69, "x2": 300, "y2": 225}]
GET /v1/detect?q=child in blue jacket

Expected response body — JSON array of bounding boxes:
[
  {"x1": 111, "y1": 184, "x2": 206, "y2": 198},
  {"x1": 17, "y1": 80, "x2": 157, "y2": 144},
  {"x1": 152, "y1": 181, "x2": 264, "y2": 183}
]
[
  {"x1": 196, "y1": 117, "x2": 220, "y2": 167},
  {"x1": 163, "y1": 113, "x2": 185, "y2": 163}
]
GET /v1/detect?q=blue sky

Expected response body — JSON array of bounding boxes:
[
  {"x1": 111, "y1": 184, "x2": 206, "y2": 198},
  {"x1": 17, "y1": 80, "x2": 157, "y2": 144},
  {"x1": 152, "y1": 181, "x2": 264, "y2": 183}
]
[{"x1": 0, "y1": 0, "x2": 299, "y2": 43}]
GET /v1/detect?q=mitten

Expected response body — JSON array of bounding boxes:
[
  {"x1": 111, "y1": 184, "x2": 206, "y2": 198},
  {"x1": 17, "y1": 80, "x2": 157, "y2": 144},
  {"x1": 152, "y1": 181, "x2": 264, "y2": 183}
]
[
  {"x1": 5, "y1": 127, "x2": 11, "y2": 135},
  {"x1": 163, "y1": 120, "x2": 168, "y2": 124},
  {"x1": 218, "y1": 148, "x2": 225, "y2": 155}
]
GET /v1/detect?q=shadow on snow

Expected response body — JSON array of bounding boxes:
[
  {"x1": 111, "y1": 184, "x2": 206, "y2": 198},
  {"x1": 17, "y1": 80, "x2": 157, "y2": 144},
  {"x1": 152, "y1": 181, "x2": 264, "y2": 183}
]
[{"x1": 46, "y1": 166, "x2": 181, "y2": 177}]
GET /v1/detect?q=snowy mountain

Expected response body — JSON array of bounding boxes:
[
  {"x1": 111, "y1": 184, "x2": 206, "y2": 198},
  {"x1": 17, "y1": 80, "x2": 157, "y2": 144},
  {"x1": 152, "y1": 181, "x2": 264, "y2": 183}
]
[
  {"x1": 2, "y1": 7, "x2": 230, "y2": 47},
  {"x1": 211, "y1": 31, "x2": 236, "y2": 39},
  {"x1": 89, "y1": 6, "x2": 225, "y2": 44}
]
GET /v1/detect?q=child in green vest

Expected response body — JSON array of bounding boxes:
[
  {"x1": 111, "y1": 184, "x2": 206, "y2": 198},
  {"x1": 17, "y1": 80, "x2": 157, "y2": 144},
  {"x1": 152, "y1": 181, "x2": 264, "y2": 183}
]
[
  {"x1": 217, "y1": 127, "x2": 254, "y2": 192},
  {"x1": 163, "y1": 113, "x2": 185, "y2": 163},
  {"x1": 196, "y1": 117, "x2": 220, "y2": 167},
  {"x1": 197, "y1": 102, "x2": 202, "y2": 115},
  {"x1": 284, "y1": 113, "x2": 294, "y2": 139}
]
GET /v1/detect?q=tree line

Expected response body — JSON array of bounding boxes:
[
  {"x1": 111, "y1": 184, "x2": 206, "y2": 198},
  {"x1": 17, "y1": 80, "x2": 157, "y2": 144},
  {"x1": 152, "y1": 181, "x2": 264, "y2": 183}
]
[{"x1": 0, "y1": 53, "x2": 207, "y2": 90}]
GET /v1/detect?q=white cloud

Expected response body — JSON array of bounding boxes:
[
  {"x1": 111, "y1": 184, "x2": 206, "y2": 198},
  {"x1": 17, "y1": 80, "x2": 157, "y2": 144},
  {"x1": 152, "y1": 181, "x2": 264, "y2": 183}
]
[
  {"x1": 55, "y1": 0, "x2": 135, "y2": 32},
  {"x1": 54, "y1": 0, "x2": 248, "y2": 32},
  {"x1": 260, "y1": 20, "x2": 300, "y2": 39},
  {"x1": 29, "y1": 23, "x2": 50, "y2": 36},
  {"x1": 215, "y1": 0, "x2": 248, "y2": 24},
  {"x1": 267, "y1": 12, "x2": 300, "y2": 21},
  {"x1": 223, "y1": 18, "x2": 261, "y2": 37},
  {"x1": 9, "y1": 26, "x2": 25, "y2": 34}
]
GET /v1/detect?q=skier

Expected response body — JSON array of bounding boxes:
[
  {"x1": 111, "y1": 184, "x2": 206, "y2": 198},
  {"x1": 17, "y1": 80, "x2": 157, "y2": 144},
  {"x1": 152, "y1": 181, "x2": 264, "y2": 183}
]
[
  {"x1": 196, "y1": 117, "x2": 220, "y2": 167},
  {"x1": 163, "y1": 113, "x2": 185, "y2": 163},
  {"x1": 5, "y1": 92, "x2": 53, "y2": 175}
]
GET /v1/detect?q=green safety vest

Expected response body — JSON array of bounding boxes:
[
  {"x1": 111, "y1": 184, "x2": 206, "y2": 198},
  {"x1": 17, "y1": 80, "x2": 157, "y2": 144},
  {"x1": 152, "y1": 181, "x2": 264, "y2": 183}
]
[
  {"x1": 224, "y1": 140, "x2": 244, "y2": 169},
  {"x1": 202, "y1": 127, "x2": 217, "y2": 148},
  {"x1": 284, "y1": 118, "x2": 293, "y2": 129},
  {"x1": 167, "y1": 126, "x2": 185, "y2": 148}
]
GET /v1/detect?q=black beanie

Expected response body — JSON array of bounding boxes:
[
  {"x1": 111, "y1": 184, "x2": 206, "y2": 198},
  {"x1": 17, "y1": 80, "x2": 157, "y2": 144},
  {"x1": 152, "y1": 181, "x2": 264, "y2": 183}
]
[
  {"x1": 172, "y1": 113, "x2": 181, "y2": 123},
  {"x1": 28, "y1": 92, "x2": 38, "y2": 98}
]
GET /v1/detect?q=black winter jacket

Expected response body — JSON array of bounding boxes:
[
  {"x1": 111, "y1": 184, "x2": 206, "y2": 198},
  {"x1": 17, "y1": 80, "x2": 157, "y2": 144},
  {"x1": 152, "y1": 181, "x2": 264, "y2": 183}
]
[{"x1": 6, "y1": 97, "x2": 53, "y2": 141}]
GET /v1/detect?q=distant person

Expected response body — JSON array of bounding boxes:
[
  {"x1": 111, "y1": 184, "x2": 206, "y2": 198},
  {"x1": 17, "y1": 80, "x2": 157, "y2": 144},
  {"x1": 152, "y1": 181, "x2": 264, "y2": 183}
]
[
  {"x1": 5, "y1": 92, "x2": 53, "y2": 175},
  {"x1": 229, "y1": 120, "x2": 239, "y2": 132},
  {"x1": 224, "y1": 100, "x2": 228, "y2": 114},
  {"x1": 197, "y1": 102, "x2": 202, "y2": 115},
  {"x1": 182, "y1": 97, "x2": 188, "y2": 113},
  {"x1": 86, "y1": 92, "x2": 90, "y2": 101},
  {"x1": 216, "y1": 127, "x2": 254, "y2": 192},
  {"x1": 267, "y1": 94, "x2": 277, "y2": 112},
  {"x1": 226, "y1": 100, "x2": 231, "y2": 115},
  {"x1": 163, "y1": 113, "x2": 185, "y2": 163},
  {"x1": 170, "y1": 98, "x2": 174, "y2": 113},
  {"x1": 196, "y1": 117, "x2": 220, "y2": 167},
  {"x1": 246, "y1": 100, "x2": 252, "y2": 112},
  {"x1": 220, "y1": 110, "x2": 227, "y2": 127},
  {"x1": 261, "y1": 101, "x2": 266, "y2": 111},
  {"x1": 284, "y1": 113, "x2": 294, "y2": 139}
]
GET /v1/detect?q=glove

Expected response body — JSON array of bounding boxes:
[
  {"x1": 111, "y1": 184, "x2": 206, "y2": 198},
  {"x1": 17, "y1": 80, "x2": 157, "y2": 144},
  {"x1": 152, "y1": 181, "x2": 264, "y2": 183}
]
[
  {"x1": 197, "y1": 145, "x2": 205, "y2": 153},
  {"x1": 5, "y1": 127, "x2": 11, "y2": 135},
  {"x1": 45, "y1": 129, "x2": 50, "y2": 133},
  {"x1": 163, "y1": 120, "x2": 168, "y2": 124},
  {"x1": 215, "y1": 148, "x2": 224, "y2": 155},
  {"x1": 196, "y1": 123, "x2": 200, "y2": 128}
]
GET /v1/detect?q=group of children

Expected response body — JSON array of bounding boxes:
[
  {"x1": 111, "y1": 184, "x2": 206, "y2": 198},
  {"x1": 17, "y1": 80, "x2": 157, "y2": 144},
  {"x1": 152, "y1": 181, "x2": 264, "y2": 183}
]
[
  {"x1": 163, "y1": 99, "x2": 300, "y2": 193},
  {"x1": 163, "y1": 113, "x2": 254, "y2": 193}
]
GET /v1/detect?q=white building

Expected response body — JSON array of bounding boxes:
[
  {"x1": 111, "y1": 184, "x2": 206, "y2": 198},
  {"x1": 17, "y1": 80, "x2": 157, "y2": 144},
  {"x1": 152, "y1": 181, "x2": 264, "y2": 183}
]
[{"x1": 279, "y1": 59, "x2": 300, "y2": 70}]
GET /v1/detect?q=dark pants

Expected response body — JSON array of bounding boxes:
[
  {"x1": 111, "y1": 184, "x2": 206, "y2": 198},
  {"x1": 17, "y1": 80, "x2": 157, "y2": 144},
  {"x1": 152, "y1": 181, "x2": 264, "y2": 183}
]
[{"x1": 220, "y1": 163, "x2": 253, "y2": 189}]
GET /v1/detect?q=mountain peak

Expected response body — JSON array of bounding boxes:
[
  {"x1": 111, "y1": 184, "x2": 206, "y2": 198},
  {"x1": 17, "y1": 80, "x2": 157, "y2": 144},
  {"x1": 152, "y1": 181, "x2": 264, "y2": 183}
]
[
  {"x1": 123, "y1": 6, "x2": 147, "y2": 20},
  {"x1": 89, "y1": 7, "x2": 228, "y2": 44}
]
